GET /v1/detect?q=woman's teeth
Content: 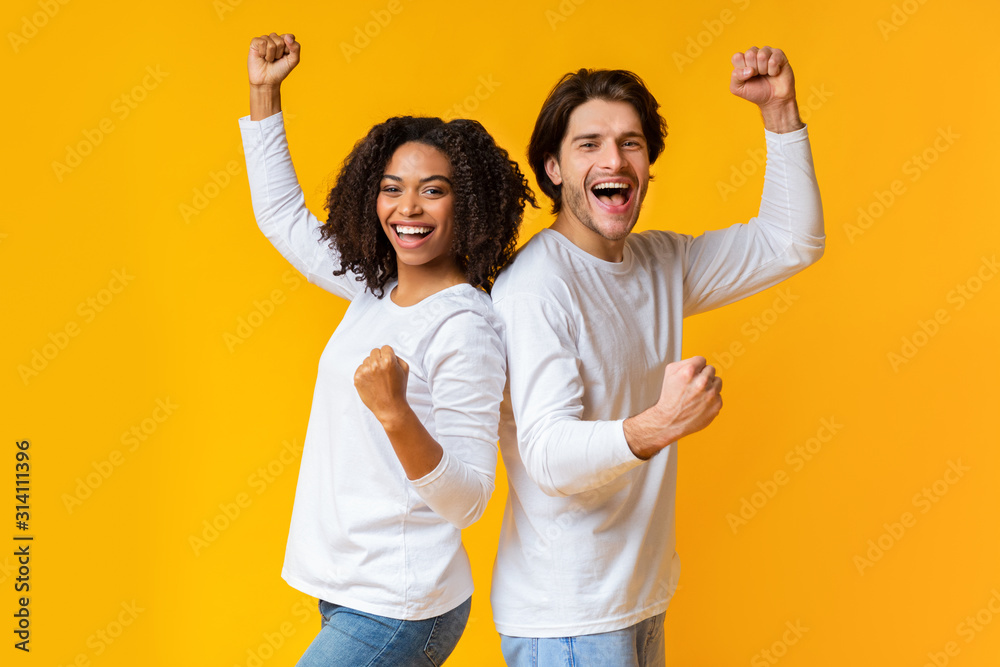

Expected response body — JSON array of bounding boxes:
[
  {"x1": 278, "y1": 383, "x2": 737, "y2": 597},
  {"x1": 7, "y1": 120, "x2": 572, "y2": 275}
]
[{"x1": 395, "y1": 225, "x2": 432, "y2": 237}]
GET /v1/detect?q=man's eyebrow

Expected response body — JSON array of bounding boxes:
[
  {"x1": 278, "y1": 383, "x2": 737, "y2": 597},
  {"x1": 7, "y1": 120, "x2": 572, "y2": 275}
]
[
  {"x1": 381, "y1": 174, "x2": 453, "y2": 185},
  {"x1": 570, "y1": 131, "x2": 646, "y2": 142}
]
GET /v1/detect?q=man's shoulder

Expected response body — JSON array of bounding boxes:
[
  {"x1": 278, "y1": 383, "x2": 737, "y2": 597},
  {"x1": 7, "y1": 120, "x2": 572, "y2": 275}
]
[
  {"x1": 494, "y1": 229, "x2": 691, "y2": 302},
  {"x1": 627, "y1": 228, "x2": 691, "y2": 257},
  {"x1": 493, "y1": 230, "x2": 571, "y2": 301}
]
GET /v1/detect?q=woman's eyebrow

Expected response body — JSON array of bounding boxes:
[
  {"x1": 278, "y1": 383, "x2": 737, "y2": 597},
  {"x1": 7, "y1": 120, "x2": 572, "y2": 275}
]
[{"x1": 381, "y1": 174, "x2": 453, "y2": 185}]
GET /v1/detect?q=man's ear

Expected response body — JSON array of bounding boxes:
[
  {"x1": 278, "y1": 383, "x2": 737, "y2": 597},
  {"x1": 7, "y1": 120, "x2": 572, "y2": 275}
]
[{"x1": 544, "y1": 154, "x2": 562, "y2": 186}]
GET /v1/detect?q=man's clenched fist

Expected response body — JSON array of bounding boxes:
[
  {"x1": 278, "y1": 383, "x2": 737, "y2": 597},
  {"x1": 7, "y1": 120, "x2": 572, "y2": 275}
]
[
  {"x1": 730, "y1": 46, "x2": 803, "y2": 133},
  {"x1": 624, "y1": 356, "x2": 723, "y2": 460}
]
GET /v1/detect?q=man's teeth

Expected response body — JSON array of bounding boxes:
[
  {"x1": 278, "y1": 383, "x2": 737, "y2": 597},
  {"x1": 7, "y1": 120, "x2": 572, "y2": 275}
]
[
  {"x1": 592, "y1": 182, "x2": 630, "y2": 206},
  {"x1": 396, "y1": 225, "x2": 432, "y2": 235}
]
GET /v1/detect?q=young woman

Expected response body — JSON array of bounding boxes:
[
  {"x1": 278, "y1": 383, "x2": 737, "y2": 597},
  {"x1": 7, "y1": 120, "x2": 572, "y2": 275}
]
[{"x1": 239, "y1": 33, "x2": 535, "y2": 666}]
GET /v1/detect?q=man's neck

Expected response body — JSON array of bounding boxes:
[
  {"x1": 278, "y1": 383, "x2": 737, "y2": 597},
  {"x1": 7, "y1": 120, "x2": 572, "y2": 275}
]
[{"x1": 550, "y1": 214, "x2": 628, "y2": 263}]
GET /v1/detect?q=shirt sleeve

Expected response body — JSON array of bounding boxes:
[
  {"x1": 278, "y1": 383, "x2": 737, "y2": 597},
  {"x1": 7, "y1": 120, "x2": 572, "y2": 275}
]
[
  {"x1": 408, "y1": 309, "x2": 504, "y2": 529},
  {"x1": 681, "y1": 125, "x2": 825, "y2": 317},
  {"x1": 239, "y1": 112, "x2": 362, "y2": 301},
  {"x1": 496, "y1": 294, "x2": 644, "y2": 498}
]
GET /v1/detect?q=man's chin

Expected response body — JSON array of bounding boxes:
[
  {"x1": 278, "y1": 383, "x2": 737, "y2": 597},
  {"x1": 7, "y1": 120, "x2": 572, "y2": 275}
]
[{"x1": 587, "y1": 214, "x2": 638, "y2": 242}]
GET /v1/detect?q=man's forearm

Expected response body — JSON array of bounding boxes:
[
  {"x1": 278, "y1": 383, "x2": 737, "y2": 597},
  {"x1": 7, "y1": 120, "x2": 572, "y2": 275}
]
[
  {"x1": 521, "y1": 418, "x2": 644, "y2": 497},
  {"x1": 760, "y1": 98, "x2": 804, "y2": 134},
  {"x1": 623, "y1": 407, "x2": 681, "y2": 460}
]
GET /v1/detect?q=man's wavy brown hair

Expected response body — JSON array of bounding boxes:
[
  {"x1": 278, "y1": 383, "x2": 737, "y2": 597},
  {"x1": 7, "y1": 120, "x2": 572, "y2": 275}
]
[
  {"x1": 321, "y1": 116, "x2": 536, "y2": 297},
  {"x1": 528, "y1": 69, "x2": 668, "y2": 214}
]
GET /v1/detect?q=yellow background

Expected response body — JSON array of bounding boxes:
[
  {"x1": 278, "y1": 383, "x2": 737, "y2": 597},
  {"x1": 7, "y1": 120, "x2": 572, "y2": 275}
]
[{"x1": 5, "y1": 0, "x2": 999, "y2": 664}]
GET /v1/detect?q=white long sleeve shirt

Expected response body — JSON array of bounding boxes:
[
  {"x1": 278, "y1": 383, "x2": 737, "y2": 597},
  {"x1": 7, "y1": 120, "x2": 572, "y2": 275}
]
[
  {"x1": 490, "y1": 126, "x2": 825, "y2": 637},
  {"x1": 239, "y1": 112, "x2": 505, "y2": 620}
]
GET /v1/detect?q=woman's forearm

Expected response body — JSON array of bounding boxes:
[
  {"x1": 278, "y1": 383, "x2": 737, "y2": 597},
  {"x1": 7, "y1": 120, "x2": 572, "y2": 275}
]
[
  {"x1": 378, "y1": 406, "x2": 445, "y2": 480},
  {"x1": 250, "y1": 84, "x2": 282, "y2": 121}
]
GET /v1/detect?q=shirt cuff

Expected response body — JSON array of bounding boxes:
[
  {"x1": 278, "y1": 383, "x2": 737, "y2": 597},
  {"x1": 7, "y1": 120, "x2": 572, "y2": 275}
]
[
  {"x1": 409, "y1": 449, "x2": 452, "y2": 488},
  {"x1": 238, "y1": 110, "x2": 285, "y2": 129},
  {"x1": 764, "y1": 124, "x2": 809, "y2": 147},
  {"x1": 610, "y1": 419, "x2": 646, "y2": 466}
]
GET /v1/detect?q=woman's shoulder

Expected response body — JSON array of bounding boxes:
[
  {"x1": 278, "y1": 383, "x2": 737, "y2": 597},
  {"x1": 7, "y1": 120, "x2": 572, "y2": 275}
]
[
  {"x1": 414, "y1": 285, "x2": 504, "y2": 353},
  {"x1": 422, "y1": 284, "x2": 500, "y2": 331}
]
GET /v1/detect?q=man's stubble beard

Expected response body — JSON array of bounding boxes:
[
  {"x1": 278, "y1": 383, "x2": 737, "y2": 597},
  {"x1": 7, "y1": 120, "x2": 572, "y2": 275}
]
[{"x1": 560, "y1": 179, "x2": 646, "y2": 242}]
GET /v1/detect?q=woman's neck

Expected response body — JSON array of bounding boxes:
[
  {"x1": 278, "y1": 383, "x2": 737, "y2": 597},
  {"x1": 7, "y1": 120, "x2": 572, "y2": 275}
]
[{"x1": 390, "y1": 259, "x2": 469, "y2": 307}]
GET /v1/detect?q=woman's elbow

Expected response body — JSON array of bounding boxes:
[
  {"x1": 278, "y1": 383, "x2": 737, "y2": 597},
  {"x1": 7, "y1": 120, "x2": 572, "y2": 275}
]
[{"x1": 451, "y1": 477, "x2": 496, "y2": 529}]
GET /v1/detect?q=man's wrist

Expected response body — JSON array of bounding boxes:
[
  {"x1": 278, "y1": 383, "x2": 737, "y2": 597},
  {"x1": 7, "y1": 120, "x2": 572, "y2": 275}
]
[
  {"x1": 623, "y1": 408, "x2": 676, "y2": 460},
  {"x1": 759, "y1": 99, "x2": 804, "y2": 134}
]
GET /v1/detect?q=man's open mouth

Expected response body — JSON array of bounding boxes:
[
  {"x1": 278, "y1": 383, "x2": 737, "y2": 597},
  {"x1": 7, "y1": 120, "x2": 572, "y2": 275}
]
[{"x1": 590, "y1": 181, "x2": 633, "y2": 208}]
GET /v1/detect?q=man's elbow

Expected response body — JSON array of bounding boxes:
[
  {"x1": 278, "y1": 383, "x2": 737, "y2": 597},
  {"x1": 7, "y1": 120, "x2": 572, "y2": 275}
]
[
  {"x1": 521, "y1": 420, "x2": 581, "y2": 498},
  {"x1": 522, "y1": 456, "x2": 573, "y2": 498},
  {"x1": 804, "y1": 205, "x2": 826, "y2": 265},
  {"x1": 803, "y1": 236, "x2": 825, "y2": 267},
  {"x1": 791, "y1": 226, "x2": 825, "y2": 271}
]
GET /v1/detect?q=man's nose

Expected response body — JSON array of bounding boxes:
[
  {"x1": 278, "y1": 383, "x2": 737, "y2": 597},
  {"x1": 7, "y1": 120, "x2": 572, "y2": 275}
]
[{"x1": 598, "y1": 144, "x2": 625, "y2": 171}]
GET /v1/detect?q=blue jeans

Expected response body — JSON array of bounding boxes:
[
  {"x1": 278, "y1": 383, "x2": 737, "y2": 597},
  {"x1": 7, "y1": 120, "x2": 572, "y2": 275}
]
[
  {"x1": 295, "y1": 597, "x2": 471, "y2": 667},
  {"x1": 500, "y1": 613, "x2": 665, "y2": 667}
]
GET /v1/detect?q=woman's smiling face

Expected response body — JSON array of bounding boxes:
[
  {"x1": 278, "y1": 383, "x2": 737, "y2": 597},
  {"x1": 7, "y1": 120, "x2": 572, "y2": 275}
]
[{"x1": 377, "y1": 141, "x2": 458, "y2": 272}]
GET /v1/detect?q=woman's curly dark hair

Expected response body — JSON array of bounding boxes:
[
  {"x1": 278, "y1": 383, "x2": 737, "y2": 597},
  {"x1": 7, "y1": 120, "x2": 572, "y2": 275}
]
[{"x1": 321, "y1": 116, "x2": 537, "y2": 297}]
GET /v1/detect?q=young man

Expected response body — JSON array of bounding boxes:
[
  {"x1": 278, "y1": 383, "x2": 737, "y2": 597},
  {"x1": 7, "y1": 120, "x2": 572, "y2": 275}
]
[{"x1": 490, "y1": 47, "x2": 825, "y2": 666}]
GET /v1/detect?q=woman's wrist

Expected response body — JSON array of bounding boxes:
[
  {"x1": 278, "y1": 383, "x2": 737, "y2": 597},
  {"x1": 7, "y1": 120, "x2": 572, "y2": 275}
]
[
  {"x1": 249, "y1": 85, "x2": 282, "y2": 121},
  {"x1": 376, "y1": 402, "x2": 417, "y2": 434}
]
